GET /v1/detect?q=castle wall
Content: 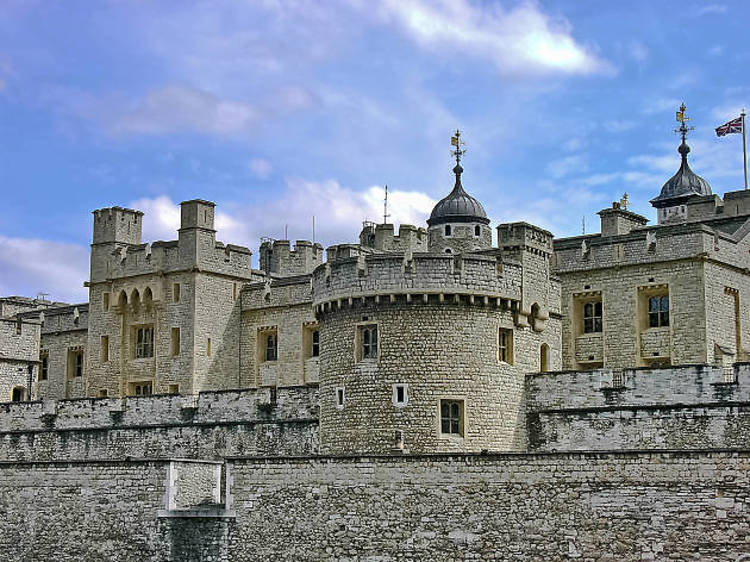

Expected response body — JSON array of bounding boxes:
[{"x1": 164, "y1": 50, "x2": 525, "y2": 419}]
[
  {"x1": 525, "y1": 363, "x2": 750, "y2": 451},
  {"x1": 0, "y1": 316, "x2": 39, "y2": 401},
  {"x1": 226, "y1": 451, "x2": 750, "y2": 561},
  {"x1": 0, "y1": 386, "x2": 318, "y2": 461}
]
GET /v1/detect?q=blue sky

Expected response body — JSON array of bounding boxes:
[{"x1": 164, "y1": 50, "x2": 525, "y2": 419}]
[{"x1": 1, "y1": 0, "x2": 749, "y2": 302}]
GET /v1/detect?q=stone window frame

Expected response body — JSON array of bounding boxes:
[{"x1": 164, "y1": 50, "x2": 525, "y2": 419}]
[
  {"x1": 258, "y1": 327, "x2": 278, "y2": 363},
  {"x1": 168, "y1": 384, "x2": 179, "y2": 394},
  {"x1": 354, "y1": 321, "x2": 380, "y2": 363},
  {"x1": 302, "y1": 322, "x2": 320, "y2": 360},
  {"x1": 498, "y1": 327, "x2": 514, "y2": 365},
  {"x1": 66, "y1": 347, "x2": 84, "y2": 379},
  {"x1": 335, "y1": 386, "x2": 345, "y2": 409},
  {"x1": 572, "y1": 290, "x2": 603, "y2": 338},
  {"x1": 101, "y1": 335, "x2": 110, "y2": 362},
  {"x1": 132, "y1": 324, "x2": 155, "y2": 359},
  {"x1": 438, "y1": 397, "x2": 466, "y2": 438},
  {"x1": 474, "y1": 224, "x2": 481, "y2": 238},
  {"x1": 648, "y1": 295, "x2": 670, "y2": 328},
  {"x1": 11, "y1": 386, "x2": 26, "y2": 402},
  {"x1": 583, "y1": 300, "x2": 603, "y2": 333},
  {"x1": 129, "y1": 381, "x2": 153, "y2": 396},
  {"x1": 40, "y1": 350, "x2": 49, "y2": 381},
  {"x1": 102, "y1": 292, "x2": 110, "y2": 311},
  {"x1": 392, "y1": 383, "x2": 408, "y2": 407},
  {"x1": 444, "y1": 224, "x2": 453, "y2": 237},
  {"x1": 638, "y1": 284, "x2": 670, "y2": 331},
  {"x1": 170, "y1": 327, "x2": 181, "y2": 357}
]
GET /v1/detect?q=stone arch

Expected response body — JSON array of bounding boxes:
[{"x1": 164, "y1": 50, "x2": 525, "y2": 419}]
[
  {"x1": 540, "y1": 343, "x2": 550, "y2": 372},
  {"x1": 11, "y1": 386, "x2": 26, "y2": 402},
  {"x1": 130, "y1": 288, "x2": 141, "y2": 312},
  {"x1": 117, "y1": 290, "x2": 128, "y2": 308},
  {"x1": 143, "y1": 286, "x2": 154, "y2": 305}
]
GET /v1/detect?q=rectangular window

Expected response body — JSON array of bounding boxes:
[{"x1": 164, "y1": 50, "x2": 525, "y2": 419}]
[
  {"x1": 75, "y1": 351, "x2": 83, "y2": 377},
  {"x1": 311, "y1": 329, "x2": 320, "y2": 357},
  {"x1": 336, "y1": 386, "x2": 345, "y2": 409},
  {"x1": 233, "y1": 283, "x2": 237, "y2": 301},
  {"x1": 265, "y1": 333, "x2": 277, "y2": 361},
  {"x1": 393, "y1": 384, "x2": 408, "y2": 407},
  {"x1": 101, "y1": 335, "x2": 109, "y2": 362},
  {"x1": 168, "y1": 384, "x2": 179, "y2": 394},
  {"x1": 498, "y1": 328, "x2": 513, "y2": 364},
  {"x1": 16, "y1": 320, "x2": 22, "y2": 335},
  {"x1": 40, "y1": 351, "x2": 49, "y2": 381},
  {"x1": 440, "y1": 399, "x2": 464, "y2": 436},
  {"x1": 207, "y1": 337, "x2": 212, "y2": 357},
  {"x1": 171, "y1": 327, "x2": 180, "y2": 356},
  {"x1": 173, "y1": 283, "x2": 181, "y2": 303},
  {"x1": 98, "y1": 389, "x2": 108, "y2": 398},
  {"x1": 648, "y1": 295, "x2": 670, "y2": 328},
  {"x1": 102, "y1": 292, "x2": 110, "y2": 311},
  {"x1": 359, "y1": 324, "x2": 378, "y2": 360},
  {"x1": 129, "y1": 381, "x2": 153, "y2": 396},
  {"x1": 583, "y1": 301, "x2": 603, "y2": 333},
  {"x1": 134, "y1": 326, "x2": 154, "y2": 359}
]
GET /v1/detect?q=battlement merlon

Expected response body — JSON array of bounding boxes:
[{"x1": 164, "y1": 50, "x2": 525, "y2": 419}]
[
  {"x1": 259, "y1": 239, "x2": 324, "y2": 277},
  {"x1": 496, "y1": 222, "x2": 554, "y2": 255},
  {"x1": 359, "y1": 223, "x2": 429, "y2": 253},
  {"x1": 311, "y1": 252, "x2": 523, "y2": 310},
  {"x1": 92, "y1": 207, "x2": 144, "y2": 245}
]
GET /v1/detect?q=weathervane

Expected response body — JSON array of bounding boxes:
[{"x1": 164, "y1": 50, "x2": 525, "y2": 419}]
[
  {"x1": 675, "y1": 102, "x2": 695, "y2": 144},
  {"x1": 451, "y1": 129, "x2": 466, "y2": 166}
]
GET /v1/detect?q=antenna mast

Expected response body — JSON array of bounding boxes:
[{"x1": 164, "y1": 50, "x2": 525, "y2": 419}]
[{"x1": 383, "y1": 185, "x2": 391, "y2": 224}]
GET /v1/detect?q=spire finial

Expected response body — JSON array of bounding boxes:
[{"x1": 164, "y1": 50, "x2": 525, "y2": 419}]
[
  {"x1": 450, "y1": 129, "x2": 466, "y2": 186},
  {"x1": 675, "y1": 102, "x2": 695, "y2": 161}
]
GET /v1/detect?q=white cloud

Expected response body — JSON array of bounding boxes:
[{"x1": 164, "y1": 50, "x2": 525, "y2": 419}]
[
  {"x1": 696, "y1": 4, "x2": 728, "y2": 15},
  {"x1": 128, "y1": 181, "x2": 436, "y2": 260},
  {"x1": 113, "y1": 85, "x2": 256, "y2": 136},
  {"x1": 603, "y1": 120, "x2": 637, "y2": 133},
  {"x1": 708, "y1": 45, "x2": 724, "y2": 56},
  {"x1": 547, "y1": 154, "x2": 588, "y2": 179},
  {"x1": 642, "y1": 97, "x2": 681, "y2": 115},
  {"x1": 628, "y1": 41, "x2": 649, "y2": 63},
  {"x1": 249, "y1": 158, "x2": 273, "y2": 179},
  {"x1": 365, "y1": 0, "x2": 607, "y2": 75},
  {"x1": 0, "y1": 235, "x2": 89, "y2": 303}
]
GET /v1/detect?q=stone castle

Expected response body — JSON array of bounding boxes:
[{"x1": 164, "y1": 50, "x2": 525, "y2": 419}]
[{"x1": 3, "y1": 119, "x2": 750, "y2": 560}]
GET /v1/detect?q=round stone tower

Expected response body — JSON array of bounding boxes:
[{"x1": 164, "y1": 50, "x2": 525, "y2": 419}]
[
  {"x1": 312, "y1": 250, "x2": 557, "y2": 455},
  {"x1": 427, "y1": 131, "x2": 492, "y2": 254}
]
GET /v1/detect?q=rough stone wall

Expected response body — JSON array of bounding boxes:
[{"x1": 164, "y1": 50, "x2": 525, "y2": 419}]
[
  {"x1": 0, "y1": 316, "x2": 39, "y2": 401},
  {"x1": 0, "y1": 386, "x2": 318, "y2": 461},
  {"x1": 703, "y1": 259, "x2": 750, "y2": 364},
  {"x1": 428, "y1": 221, "x2": 492, "y2": 254},
  {"x1": 525, "y1": 363, "x2": 750, "y2": 451},
  {"x1": 227, "y1": 451, "x2": 750, "y2": 561},
  {"x1": 240, "y1": 276, "x2": 317, "y2": 388}
]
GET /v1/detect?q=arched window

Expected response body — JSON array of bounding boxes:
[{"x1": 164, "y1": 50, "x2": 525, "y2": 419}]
[
  {"x1": 444, "y1": 225, "x2": 452, "y2": 236},
  {"x1": 11, "y1": 387, "x2": 26, "y2": 402},
  {"x1": 474, "y1": 225, "x2": 481, "y2": 237}
]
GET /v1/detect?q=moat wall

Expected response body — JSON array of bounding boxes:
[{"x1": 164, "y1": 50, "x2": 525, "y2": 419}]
[{"x1": 3, "y1": 450, "x2": 750, "y2": 561}]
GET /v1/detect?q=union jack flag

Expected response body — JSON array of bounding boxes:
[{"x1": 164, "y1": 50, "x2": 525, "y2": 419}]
[{"x1": 716, "y1": 116, "x2": 743, "y2": 137}]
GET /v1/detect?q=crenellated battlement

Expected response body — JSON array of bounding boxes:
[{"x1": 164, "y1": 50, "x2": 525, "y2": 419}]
[
  {"x1": 259, "y1": 239, "x2": 323, "y2": 277},
  {"x1": 497, "y1": 222, "x2": 554, "y2": 256},
  {"x1": 312, "y1": 252, "x2": 522, "y2": 311},
  {"x1": 92, "y1": 207, "x2": 143, "y2": 245},
  {"x1": 359, "y1": 222, "x2": 428, "y2": 253}
]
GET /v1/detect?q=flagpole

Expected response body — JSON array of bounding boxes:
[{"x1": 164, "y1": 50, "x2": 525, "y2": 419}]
[{"x1": 743, "y1": 109, "x2": 748, "y2": 190}]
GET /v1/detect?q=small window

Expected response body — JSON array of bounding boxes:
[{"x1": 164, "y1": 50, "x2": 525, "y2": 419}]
[
  {"x1": 311, "y1": 329, "x2": 320, "y2": 357},
  {"x1": 168, "y1": 384, "x2": 179, "y2": 395},
  {"x1": 11, "y1": 387, "x2": 26, "y2": 402},
  {"x1": 336, "y1": 386, "x2": 345, "y2": 409},
  {"x1": 102, "y1": 292, "x2": 110, "y2": 311},
  {"x1": 648, "y1": 295, "x2": 669, "y2": 327},
  {"x1": 265, "y1": 333, "x2": 277, "y2": 361},
  {"x1": 40, "y1": 351, "x2": 49, "y2": 381},
  {"x1": 444, "y1": 225, "x2": 452, "y2": 236},
  {"x1": 444, "y1": 248, "x2": 452, "y2": 254},
  {"x1": 393, "y1": 384, "x2": 408, "y2": 407},
  {"x1": 440, "y1": 399, "x2": 464, "y2": 436},
  {"x1": 75, "y1": 351, "x2": 83, "y2": 377},
  {"x1": 101, "y1": 335, "x2": 109, "y2": 362},
  {"x1": 358, "y1": 324, "x2": 378, "y2": 360},
  {"x1": 67, "y1": 348, "x2": 84, "y2": 379},
  {"x1": 16, "y1": 320, "x2": 22, "y2": 335},
  {"x1": 134, "y1": 326, "x2": 154, "y2": 358},
  {"x1": 583, "y1": 301, "x2": 603, "y2": 333},
  {"x1": 173, "y1": 283, "x2": 181, "y2": 303},
  {"x1": 474, "y1": 225, "x2": 481, "y2": 237},
  {"x1": 98, "y1": 389, "x2": 108, "y2": 398},
  {"x1": 130, "y1": 381, "x2": 152, "y2": 396},
  {"x1": 207, "y1": 337, "x2": 212, "y2": 357},
  {"x1": 171, "y1": 328, "x2": 180, "y2": 356},
  {"x1": 498, "y1": 328, "x2": 514, "y2": 364},
  {"x1": 233, "y1": 283, "x2": 238, "y2": 301}
]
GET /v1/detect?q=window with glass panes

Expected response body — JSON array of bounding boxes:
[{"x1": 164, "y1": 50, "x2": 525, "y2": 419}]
[
  {"x1": 583, "y1": 301, "x2": 603, "y2": 333},
  {"x1": 440, "y1": 399, "x2": 464, "y2": 436},
  {"x1": 360, "y1": 325, "x2": 378, "y2": 359},
  {"x1": 265, "y1": 332, "x2": 278, "y2": 361},
  {"x1": 311, "y1": 329, "x2": 320, "y2": 357},
  {"x1": 648, "y1": 295, "x2": 669, "y2": 327},
  {"x1": 134, "y1": 326, "x2": 154, "y2": 358}
]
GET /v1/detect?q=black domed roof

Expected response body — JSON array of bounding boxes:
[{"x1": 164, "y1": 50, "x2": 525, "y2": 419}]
[
  {"x1": 427, "y1": 164, "x2": 489, "y2": 226},
  {"x1": 650, "y1": 141, "x2": 712, "y2": 208}
]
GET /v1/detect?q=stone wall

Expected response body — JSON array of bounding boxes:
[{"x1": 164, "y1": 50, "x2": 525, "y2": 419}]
[
  {"x1": 0, "y1": 386, "x2": 318, "y2": 461},
  {"x1": 525, "y1": 363, "x2": 750, "y2": 451},
  {"x1": 0, "y1": 316, "x2": 39, "y2": 401}
]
